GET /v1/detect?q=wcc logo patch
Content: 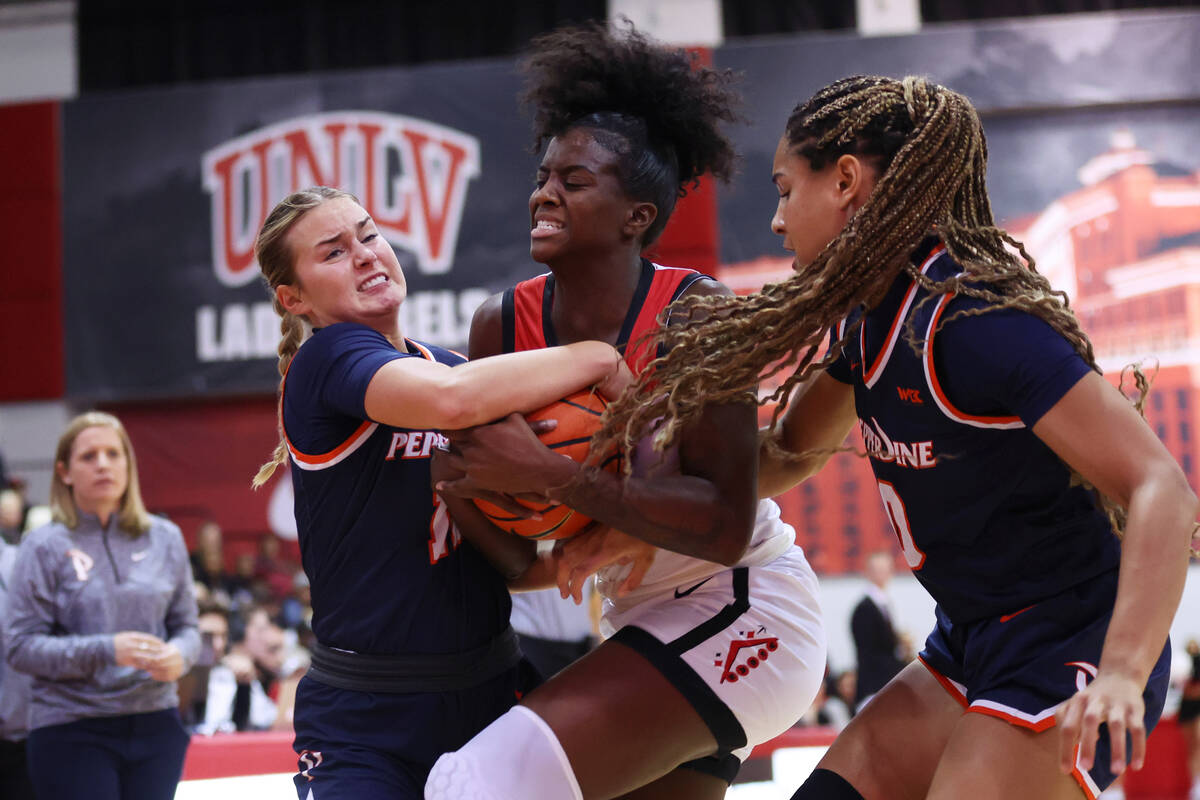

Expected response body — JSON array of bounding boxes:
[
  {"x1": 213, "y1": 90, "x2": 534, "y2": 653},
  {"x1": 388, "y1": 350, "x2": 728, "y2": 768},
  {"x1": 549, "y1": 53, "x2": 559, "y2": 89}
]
[{"x1": 715, "y1": 628, "x2": 779, "y2": 684}]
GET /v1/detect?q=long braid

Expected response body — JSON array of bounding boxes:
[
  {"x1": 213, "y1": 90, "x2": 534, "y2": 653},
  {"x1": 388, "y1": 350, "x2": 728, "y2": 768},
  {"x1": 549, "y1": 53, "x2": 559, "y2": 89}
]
[
  {"x1": 252, "y1": 301, "x2": 307, "y2": 488},
  {"x1": 249, "y1": 186, "x2": 354, "y2": 488},
  {"x1": 597, "y1": 75, "x2": 1147, "y2": 539}
]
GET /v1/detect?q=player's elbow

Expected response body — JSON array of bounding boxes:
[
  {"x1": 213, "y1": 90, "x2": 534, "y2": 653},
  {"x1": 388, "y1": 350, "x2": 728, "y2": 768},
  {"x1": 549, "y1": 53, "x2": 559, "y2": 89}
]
[
  {"x1": 709, "y1": 517, "x2": 753, "y2": 566},
  {"x1": 426, "y1": 381, "x2": 485, "y2": 430},
  {"x1": 1176, "y1": 479, "x2": 1200, "y2": 537},
  {"x1": 1151, "y1": 460, "x2": 1199, "y2": 520}
]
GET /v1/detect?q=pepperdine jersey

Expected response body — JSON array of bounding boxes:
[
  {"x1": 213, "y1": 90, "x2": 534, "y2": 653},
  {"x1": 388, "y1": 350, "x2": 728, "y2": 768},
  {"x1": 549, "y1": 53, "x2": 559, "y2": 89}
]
[
  {"x1": 502, "y1": 259, "x2": 796, "y2": 612},
  {"x1": 827, "y1": 239, "x2": 1120, "y2": 624},
  {"x1": 282, "y1": 322, "x2": 510, "y2": 656}
]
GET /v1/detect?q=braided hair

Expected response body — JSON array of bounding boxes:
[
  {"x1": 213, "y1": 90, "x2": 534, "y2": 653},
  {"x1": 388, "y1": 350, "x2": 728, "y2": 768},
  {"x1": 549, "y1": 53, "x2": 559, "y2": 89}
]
[
  {"x1": 521, "y1": 20, "x2": 741, "y2": 246},
  {"x1": 596, "y1": 75, "x2": 1141, "y2": 535},
  {"x1": 251, "y1": 186, "x2": 354, "y2": 488}
]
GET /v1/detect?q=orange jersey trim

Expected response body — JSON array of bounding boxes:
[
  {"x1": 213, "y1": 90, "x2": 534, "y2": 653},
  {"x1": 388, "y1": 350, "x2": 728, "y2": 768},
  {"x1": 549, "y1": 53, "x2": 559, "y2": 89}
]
[
  {"x1": 923, "y1": 294, "x2": 1024, "y2": 430},
  {"x1": 861, "y1": 245, "x2": 945, "y2": 388},
  {"x1": 918, "y1": 655, "x2": 969, "y2": 709},
  {"x1": 280, "y1": 336, "x2": 435, "y2": 471},
  {"x1": 966, "y1": 701, "x2": 1058, "y2": 732}
]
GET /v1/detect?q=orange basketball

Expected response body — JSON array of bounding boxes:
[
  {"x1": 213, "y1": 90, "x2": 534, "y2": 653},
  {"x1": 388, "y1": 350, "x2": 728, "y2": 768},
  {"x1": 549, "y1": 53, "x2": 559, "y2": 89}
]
[{"x1": 473, "y1": 389, "x2": 620, "y2": 540}]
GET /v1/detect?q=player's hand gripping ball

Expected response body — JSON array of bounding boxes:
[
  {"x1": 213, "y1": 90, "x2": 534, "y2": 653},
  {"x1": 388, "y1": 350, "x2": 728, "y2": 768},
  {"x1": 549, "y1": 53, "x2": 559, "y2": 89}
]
[{"x1": 473, "y1": 389, "x2": 621, "y2": 540}]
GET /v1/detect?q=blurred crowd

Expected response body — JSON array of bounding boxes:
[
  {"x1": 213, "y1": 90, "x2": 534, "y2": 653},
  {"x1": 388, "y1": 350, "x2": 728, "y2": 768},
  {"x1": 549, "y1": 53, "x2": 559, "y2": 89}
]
[{"x1": 179, "y1": 520, "x2": 313, "y2": 735}]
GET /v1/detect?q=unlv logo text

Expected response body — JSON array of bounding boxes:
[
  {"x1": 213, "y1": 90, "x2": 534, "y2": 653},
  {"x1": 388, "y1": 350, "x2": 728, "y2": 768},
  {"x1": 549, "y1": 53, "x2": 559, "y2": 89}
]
[{"x1": 201, "y1": 112, "x2": 481, "y2": 287}]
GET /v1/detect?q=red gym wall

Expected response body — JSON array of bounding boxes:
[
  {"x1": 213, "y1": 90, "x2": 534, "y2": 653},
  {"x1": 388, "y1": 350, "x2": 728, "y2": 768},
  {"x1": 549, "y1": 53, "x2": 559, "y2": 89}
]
[{"x1": 0, "y1": 102, "x2": 63, "y2": 401}]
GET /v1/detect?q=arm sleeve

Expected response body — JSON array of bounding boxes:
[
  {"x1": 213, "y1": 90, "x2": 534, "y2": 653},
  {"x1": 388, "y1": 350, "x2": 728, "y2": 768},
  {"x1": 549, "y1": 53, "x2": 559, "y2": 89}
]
[
  {"x1": 290, "y1": 324, "x2": 407, "y2": 421},
  {"x1": 934, "y1": 303, "x2": 1093, "y2": 427},
  {"x1": 164, "y1": 526, "x2": 201, "y2": 669},
  {"x1": 4, "y1": 540, "x2": 114, "y2": 680}
]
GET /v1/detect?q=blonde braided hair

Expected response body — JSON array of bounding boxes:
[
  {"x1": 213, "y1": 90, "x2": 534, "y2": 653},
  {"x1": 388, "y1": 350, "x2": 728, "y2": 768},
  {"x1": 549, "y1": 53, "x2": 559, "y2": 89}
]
[{"x1": 251, "y1": 186, "x2": 353, "y2": 488}]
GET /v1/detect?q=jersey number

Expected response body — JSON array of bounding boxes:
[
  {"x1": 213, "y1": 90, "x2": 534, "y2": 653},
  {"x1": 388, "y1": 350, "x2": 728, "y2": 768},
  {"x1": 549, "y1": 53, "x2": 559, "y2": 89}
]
[
  {"x1": 428, "y1": 494, "x2": 463, "y2": 564},
  {"x1": 877, "y1": 480, "x2": 926, "y2": 569}
]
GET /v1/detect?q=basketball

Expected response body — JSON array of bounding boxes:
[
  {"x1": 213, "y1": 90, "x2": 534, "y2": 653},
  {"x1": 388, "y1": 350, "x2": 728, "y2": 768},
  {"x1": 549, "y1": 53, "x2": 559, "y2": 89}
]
[{"x1": 473, "y1": 388, "x2": 619, "y2": 540}]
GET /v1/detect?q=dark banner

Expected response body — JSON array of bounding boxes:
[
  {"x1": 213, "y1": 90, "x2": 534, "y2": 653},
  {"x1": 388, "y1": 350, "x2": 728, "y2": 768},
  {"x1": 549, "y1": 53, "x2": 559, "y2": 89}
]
[{"x1": 63, "y1": 59, "x2": 543, "y2": 400}]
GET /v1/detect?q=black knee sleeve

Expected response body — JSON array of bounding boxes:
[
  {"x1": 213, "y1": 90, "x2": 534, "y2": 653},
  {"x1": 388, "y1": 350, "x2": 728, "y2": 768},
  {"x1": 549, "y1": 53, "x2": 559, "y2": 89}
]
[{"x1": 790, "y1": 768, "x2": 865, "y2": 800}]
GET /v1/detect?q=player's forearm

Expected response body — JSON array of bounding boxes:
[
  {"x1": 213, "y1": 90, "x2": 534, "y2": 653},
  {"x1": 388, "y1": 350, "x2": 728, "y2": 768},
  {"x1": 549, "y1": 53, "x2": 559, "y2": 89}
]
[
  {"x1": 758, "y1": 428, "x2": 832, "y2": 498},
  {"x1": 442, "y1": 494, "x2": 537, "y2": 581},
  {"x1": 507, "y1": 553, "x2": 560, "y2": 592},
  {"x1": 757, "y1": 373, "x2": 857, "y2": 498},
  {"x1": 449, "y1": 342, "x2": 622, "y2": 426},
  {"x1": 550, "y1": 469, "x2": 753, "y2": 566},
  {"x1": 1099, "y1": 468, "x2": 1197, "y2": 684}
]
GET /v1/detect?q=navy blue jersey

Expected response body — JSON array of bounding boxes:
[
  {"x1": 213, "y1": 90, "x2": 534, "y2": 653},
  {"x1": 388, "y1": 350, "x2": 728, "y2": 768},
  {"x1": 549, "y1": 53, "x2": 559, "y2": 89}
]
[
  {"x1": 282, "y1": 322, "x2": 511, "y2": 655},
  {"x1": 827, "y1": 241, "x2": 1120, "y2": 623}
]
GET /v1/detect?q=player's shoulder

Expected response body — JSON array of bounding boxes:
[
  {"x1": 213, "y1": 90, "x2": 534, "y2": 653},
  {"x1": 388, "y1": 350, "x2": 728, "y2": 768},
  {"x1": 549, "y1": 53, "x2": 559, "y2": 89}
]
[
  {"x1": 648, "y1": 261, "x2": 731, "y2": 300},
  {"x1": 471, "y1": 291, "x2": 506, "y2": 328},
  {"x1": 678, "y1": 274, "x2": 733, "y2": 300},
  {"x1": 290, "y1": 323, "x2": 397, "y2": 379}
]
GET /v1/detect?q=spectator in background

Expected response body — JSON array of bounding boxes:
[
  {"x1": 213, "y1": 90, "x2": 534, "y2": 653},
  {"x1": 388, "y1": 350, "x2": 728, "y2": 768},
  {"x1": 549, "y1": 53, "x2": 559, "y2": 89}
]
[
  {"x1": 0, "y1": 532, "x2": 34, "y2": 799},
  {"x1": 178, "y1": 602, "x2": 231, "y2": 732},
  {"x1": 795, "y1": 666, "x2": 851, "y2": 732},
  {"x1": 850, "y1": 550, "x2": 910, "y2": 711},
  {"x1": 200, "y1": 605, "x2": 285, "y2": 733},
  {"x1": 190, "y1": 520, "x2": 236, "y2": 602},
  {"x1": 253, "y1": 533, "x2": 295, "y2": 601},
  {"x1": 230, "y1": 551, "x2": 259, "y2": 603},
  {"x1": 279, "y1": 570, "x2": 312, "y2": 632},
  {"x1": 1182, "y1": 639, "x2": 1200, "y2": 800},
  {"x1": 5, "y1": 411, "x2": 199, "y2": 800},
  {"x1": 0, "y1": 487, "x2": 25, "y2": 545},
  {"x1": 832, "y1": 669, "x2": 857, "y2": 721}
]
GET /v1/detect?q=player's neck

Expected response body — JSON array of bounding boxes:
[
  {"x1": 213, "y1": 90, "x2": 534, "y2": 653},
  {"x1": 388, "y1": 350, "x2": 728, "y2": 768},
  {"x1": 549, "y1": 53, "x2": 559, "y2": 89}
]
[
  {"x1": 547, "y1": 251, "x2": 643, "y2": 344},
  {"x1": 361, "y1": 314, "x2": 406, "y2": 351}
]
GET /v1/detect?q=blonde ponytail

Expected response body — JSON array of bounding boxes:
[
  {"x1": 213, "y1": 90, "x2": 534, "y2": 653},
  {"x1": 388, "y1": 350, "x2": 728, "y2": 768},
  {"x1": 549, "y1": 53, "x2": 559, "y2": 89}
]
[{"x1": 252, "y1": 306, "x2": 308, "y2": 488}]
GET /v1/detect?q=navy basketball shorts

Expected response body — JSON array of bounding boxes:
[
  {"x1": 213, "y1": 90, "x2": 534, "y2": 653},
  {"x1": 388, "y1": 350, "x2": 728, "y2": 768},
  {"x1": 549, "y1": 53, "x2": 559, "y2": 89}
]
[
  {"x1": 605, "y1": 546, "x2": 827, "y2": 783},
  {"x1": 291, "y1": 665, "x2": 525, "y2": 800},
  {"x1": 918, "y1": 569, "x2": 1171, "y2": 799}
]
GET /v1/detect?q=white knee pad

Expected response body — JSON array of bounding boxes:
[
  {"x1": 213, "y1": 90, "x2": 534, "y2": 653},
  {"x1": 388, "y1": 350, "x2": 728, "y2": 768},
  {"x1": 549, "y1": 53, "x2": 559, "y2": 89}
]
[{"x1": 425, "y1": 705, "x2": 582, "y2": 800}]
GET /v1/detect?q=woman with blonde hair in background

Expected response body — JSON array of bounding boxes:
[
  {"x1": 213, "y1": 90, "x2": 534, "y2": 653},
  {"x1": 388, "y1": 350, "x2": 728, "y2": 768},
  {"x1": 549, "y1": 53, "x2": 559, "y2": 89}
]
[{"x1": 5, "y1": 411, "x2": 199, "y2": 800}]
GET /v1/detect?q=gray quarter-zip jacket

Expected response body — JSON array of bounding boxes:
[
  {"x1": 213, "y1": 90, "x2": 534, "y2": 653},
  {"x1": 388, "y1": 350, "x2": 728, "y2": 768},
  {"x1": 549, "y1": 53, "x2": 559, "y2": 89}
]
[
  {"x1": 0, "y1": 540, "x2": 32, "y2": 740},
  {"x1": 4, "y1": 513, "x2": 199, "y2": 730}
]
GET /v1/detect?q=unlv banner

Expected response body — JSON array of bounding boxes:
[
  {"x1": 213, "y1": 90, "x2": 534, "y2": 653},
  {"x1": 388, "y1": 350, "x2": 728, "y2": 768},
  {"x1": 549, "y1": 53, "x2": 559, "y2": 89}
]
[{"x1": 63, "y1": 60, "x2": 538, "y2": 399}]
